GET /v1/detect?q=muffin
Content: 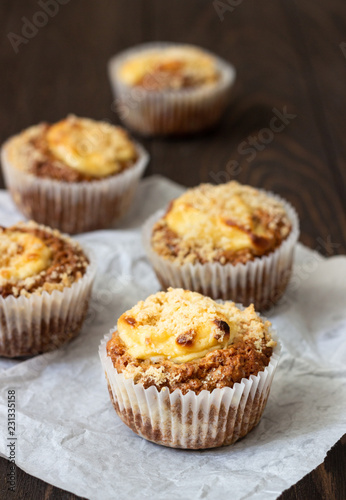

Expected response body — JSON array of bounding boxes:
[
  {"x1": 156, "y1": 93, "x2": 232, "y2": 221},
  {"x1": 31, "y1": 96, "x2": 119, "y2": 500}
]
[
  {"x1": 1, "y1": 115, "x2": 149, "y2": 233},
  {"x1": 143, "y1": 181, "x2": 299, "y2": 311},
  {"x1": 0, "y1": 221, "x2": 96, "y2": 357},
  {"x1": 108, "y1": 42, "x2": 236, "y2": 136},
  {"x1": 99, "y1": 288, "x2": 281, "y2": 449}
]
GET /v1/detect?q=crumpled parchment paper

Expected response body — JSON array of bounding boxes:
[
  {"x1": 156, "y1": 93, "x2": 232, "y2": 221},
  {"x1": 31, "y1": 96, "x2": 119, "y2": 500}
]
[{"x1": 0, "y1": 175, "x2": 345, "y2": 500}]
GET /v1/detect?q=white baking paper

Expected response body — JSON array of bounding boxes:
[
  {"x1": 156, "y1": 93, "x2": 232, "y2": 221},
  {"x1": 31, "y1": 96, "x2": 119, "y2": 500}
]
[{"x1": 0, "y1": 175, "x2": 345, "y2": 500}]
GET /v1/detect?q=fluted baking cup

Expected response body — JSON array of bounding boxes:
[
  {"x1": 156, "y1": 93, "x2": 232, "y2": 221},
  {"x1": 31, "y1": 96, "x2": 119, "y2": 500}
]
[
  {"x1": 108, "y1": 42, "x2": 236, "y2": 136},
  {"x1": 142, "y1": 192, "x2": 299, "y2": 311},
  {"x1": 0, "y1": 246, "x2": 97, "y2": 358},
  {"x1": 1, "y1": 141, "x2": 149, "y2": 234},
  {"x1": 99, "y1": 321, "x2": 281, "y2": 449}
]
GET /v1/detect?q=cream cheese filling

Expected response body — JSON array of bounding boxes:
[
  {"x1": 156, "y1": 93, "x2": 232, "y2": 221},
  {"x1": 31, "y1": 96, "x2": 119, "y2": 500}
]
[
  {"x1": 0, "y1": 231, "x2": 52, "y2": 285},
  {"x1": 117, "y1": 288, "x2": 269, "y2": 363},
  {"x1": 46, "y1": 116, "x2": 137, "y2": 177}
]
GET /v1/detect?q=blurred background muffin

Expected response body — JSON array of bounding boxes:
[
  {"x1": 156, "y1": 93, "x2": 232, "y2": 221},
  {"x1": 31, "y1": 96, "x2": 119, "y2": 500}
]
[
  {"x1": 109, "y1": 42, "x2": 235, "y2": 136},
  {"x1": 1, "y1": 115, "x2": 149, "y2": 233}
]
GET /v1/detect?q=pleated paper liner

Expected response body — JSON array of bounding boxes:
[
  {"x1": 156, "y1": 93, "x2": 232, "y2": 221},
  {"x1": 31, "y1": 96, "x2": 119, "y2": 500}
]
[
  {"x1": 99, "y1": 322, "x2": 281, "y2": 449},
  {"x1": 142, "y1": 191, "x2": 300, "y2": 311},
  {"x1": 1, "y1": 141, "x2": 149, "y2": 234},
  {"x1": 108, "y1": 42, "x2": 236, "y2": 136}
]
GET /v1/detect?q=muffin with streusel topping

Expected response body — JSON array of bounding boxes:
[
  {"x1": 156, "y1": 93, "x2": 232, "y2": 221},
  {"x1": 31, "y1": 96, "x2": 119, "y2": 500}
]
[
  {"x1": 0, "y1": 221, "x2": 96, "y2": 357},
  {"x1": 99, "y1": 288, "x2": 281, "y2": 449},
  {"x1": 143, "y1": 181, "x2": 299, "y2": 310},
  {"x1": 108, "y1": 43, "x2": 236, "y2": 135},
  {"x1": 1, "y1": 115, "x2": 149, "y2": 233}
]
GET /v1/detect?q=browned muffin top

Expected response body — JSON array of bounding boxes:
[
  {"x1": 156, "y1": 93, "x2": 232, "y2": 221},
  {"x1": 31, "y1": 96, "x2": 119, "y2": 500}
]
[
  {"x1": 151, "y1": 181, "x2": 292, "y2": 265},
  {"x1": 0, "y1": 221, "x2": 89, "y2": 298},
  {"x1": 107, "y1": 288, "x2": 275, "y2": 394},
  {"x1": 118, "y1": 46, "x2": 220, "y2": 91},
  {"x1": 5, "y1": 115, "x2": 138, "y2": 183}
]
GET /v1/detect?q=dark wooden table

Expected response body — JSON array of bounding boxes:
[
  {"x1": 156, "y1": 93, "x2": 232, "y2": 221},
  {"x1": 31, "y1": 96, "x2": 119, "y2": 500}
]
[{"x1": 1, "y1": 0, "x2": 345, "y2": 499}]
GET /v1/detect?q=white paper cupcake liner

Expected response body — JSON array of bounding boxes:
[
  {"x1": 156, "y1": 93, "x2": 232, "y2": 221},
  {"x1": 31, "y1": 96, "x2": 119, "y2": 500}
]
[
  {"x1": 0, "y1": 245, "x2": 97, "y2": 358},
  {"x1": 108, "y1": 42, "x2": 236, "y2": 136},
  {"x1": 1, "y1": 141, "x2": 149, "y2": 234},
  {"x1": 142, "y1": 191, "x2": 300, "y2": 311},
  {"x1": 99, "y1": 319, "x2": 281, "y2": 449}
]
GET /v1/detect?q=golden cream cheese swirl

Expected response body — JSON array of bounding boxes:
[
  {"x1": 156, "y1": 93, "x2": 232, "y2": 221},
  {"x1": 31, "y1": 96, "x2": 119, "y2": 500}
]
[
  {"x1": 46, "y1": 116, "x2": 137, "y2": 177},
  {"x1": 117, "y1": 288, "x2": 269, "y2": 363},
  {"x1": 0, "y1": 231, "x2": 52, "y2": 284},
  {"x1": 119, "y1": 46, "x2": 219, "y2": 88},
  {"x1": 165, "y1": 195, "x2": 254, "y2": 253},
  {"x1": 163, "y1": 182, "x2": 290, "y2": 254}
]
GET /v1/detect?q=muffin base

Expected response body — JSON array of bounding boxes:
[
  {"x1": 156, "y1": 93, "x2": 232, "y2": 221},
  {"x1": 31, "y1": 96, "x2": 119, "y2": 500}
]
[
  {"x1": 99, "y1": 328, "x2": 281, "y2": 449},
  {"x1": 108, "y1": 42, "x2": 236, "y2": 137},
  {"x1": 107, "y1": 381, "x2": 269, "y2": 449},
  {"x1": 142, "y1": 192, "x2": 299, "y2": 312},
  {"x1": 0, "y1": 247, "x2": 97, "y2": 358},
  {"x1": 1, "y1": 142, "x2": 149, "y2": 234},
  {"x1": 154, "y1": 266, "x2": 292, "y2": 311}
]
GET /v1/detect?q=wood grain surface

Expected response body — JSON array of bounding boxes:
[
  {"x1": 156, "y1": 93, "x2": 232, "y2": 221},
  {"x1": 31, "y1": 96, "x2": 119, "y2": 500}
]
[{"x1": 0, "y1": 0, "x2": 345, "y2": 499}]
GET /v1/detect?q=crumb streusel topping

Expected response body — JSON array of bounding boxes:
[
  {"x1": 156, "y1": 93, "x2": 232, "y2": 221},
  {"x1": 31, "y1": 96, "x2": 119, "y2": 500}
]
[
  {"x1": 118, "y1": 46, "x2": 220, "y2": 91},
  {"x1": 107, "y1": 288, "x2": 275, "y2": 393},
  {"x1": 0, "y1": 221, "x2": 89, "y2": 298},
  {"x1": 6, "y1": 115, "x2": 138, "y2": 182},
  {"x1": 151, "y1": 181, "x2": 292, "y2": 265},
  {"x1": 117, "y1": 288, "x2": 274, "y2": 363}
]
